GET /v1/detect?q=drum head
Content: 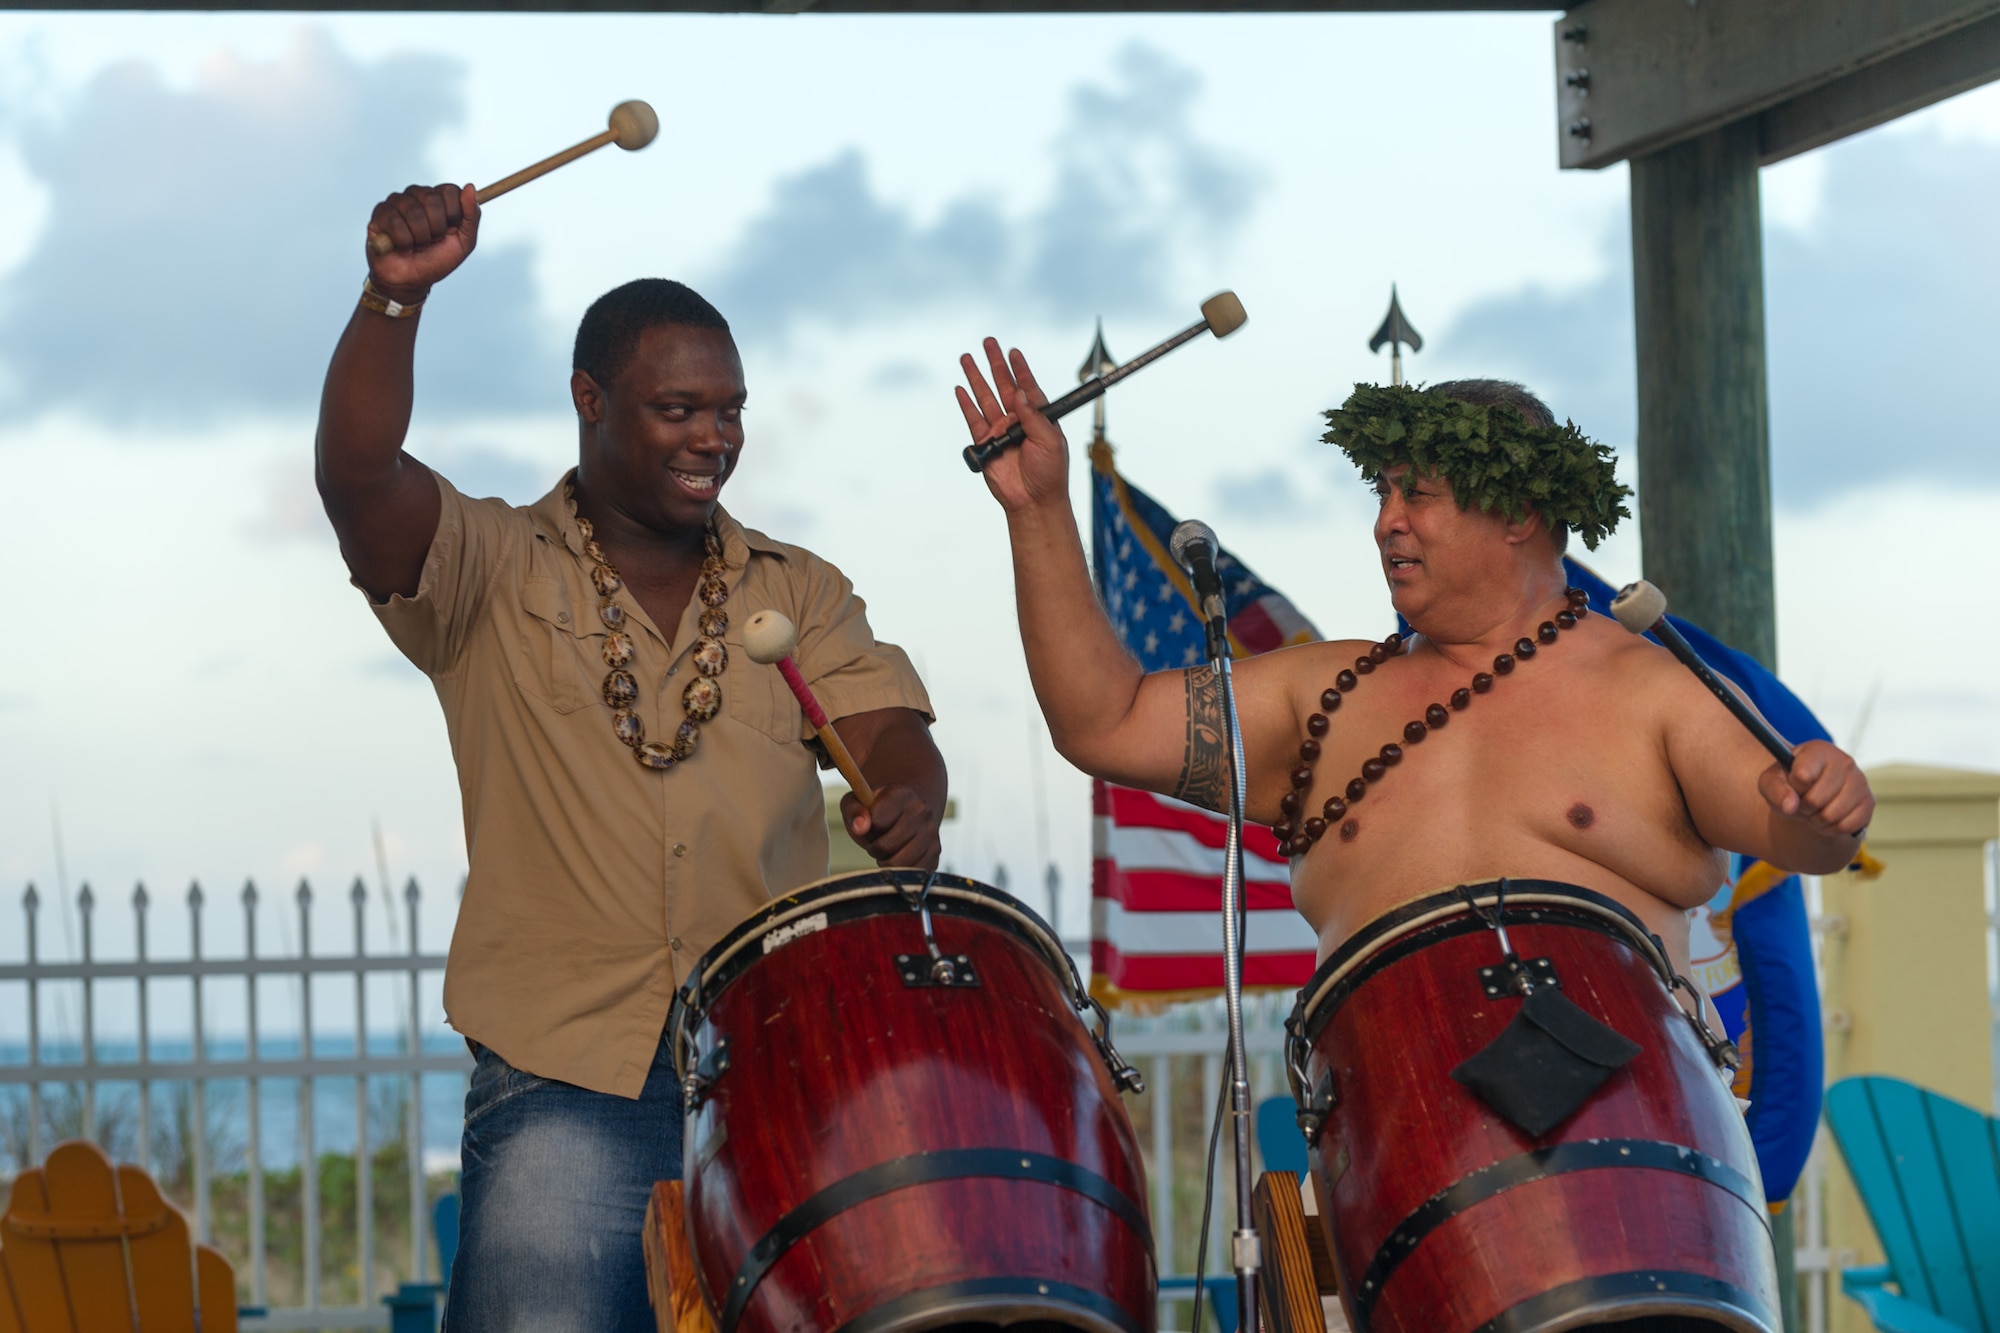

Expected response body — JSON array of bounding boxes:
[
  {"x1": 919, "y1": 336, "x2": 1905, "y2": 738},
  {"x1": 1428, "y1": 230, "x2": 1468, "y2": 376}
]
[
  {"x1": 668, "y1": 869, "x2": 1076, "y2": 1079},
  {"x1": 1294, "y1": 878, "x2": 1671, "y2": 1042}
]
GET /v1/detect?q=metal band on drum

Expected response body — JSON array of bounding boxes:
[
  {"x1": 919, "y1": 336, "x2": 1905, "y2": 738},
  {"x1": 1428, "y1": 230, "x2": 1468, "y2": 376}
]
[
  {"x1": 830, "y1": 1277, "x2": 1148, "y2": 1333},
  {"x1": 717, "y1": 1148, "x2": 1154, "y2": 1333},
  {"x1": 1346, "y1": 1138, "x2": 1769, "y2": 1330},
  {"x1": 1474, "y1": 1271, "x2": 1778, "y2": 1333}
]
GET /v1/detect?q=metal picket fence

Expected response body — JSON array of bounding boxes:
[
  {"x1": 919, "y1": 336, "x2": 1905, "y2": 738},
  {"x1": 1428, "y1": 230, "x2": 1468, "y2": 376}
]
[{"x1": 0, "y1": 877, "x2": 471, "y2": 1330}]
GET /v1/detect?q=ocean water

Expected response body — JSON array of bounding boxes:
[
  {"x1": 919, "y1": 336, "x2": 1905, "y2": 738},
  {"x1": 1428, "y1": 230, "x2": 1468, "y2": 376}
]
[{"x1": 0, "y1": 1032, "x2": 471, "y2": 1172}]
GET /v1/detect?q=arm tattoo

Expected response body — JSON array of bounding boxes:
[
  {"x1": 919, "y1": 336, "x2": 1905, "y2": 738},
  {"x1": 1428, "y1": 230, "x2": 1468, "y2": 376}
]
[{"x1": 1171, "y1": 664, "x2": 1230, "y2": 813}]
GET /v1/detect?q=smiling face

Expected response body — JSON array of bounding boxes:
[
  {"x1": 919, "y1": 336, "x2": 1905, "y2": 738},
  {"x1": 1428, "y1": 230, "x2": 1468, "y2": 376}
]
[
  {"x1": 1373, "y1": 464, "x2": 1561, "y2": 638},
  {"x1": 572, "y1": 323, "x2": 746, "y2": 535}
]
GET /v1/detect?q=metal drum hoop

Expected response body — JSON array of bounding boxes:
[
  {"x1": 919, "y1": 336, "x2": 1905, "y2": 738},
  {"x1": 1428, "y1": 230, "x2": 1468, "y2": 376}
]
[{"x1": 667, "y1": 869, "x2": 1143, "y2": 1094}]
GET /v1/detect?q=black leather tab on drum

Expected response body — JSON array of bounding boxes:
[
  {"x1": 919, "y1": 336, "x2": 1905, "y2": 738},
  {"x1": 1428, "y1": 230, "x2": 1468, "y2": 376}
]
[{"x1": 1452, "y1": 987, "x2": 1642, "y2": 1137}]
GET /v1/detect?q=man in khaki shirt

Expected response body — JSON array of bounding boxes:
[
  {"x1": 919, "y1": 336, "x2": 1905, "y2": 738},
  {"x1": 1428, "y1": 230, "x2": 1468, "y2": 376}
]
[{"x1": 317, "y1": 181, "x2": 946, "y2": 1333}]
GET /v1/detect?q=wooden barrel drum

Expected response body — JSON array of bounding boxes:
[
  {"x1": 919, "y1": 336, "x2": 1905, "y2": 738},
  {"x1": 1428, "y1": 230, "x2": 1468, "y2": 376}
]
[
  {"x1": 668, "y1": 870, "x2": 1157, "y2": 1333},
  {"x1": 1285, "y1": 880, "x2": 1780, "y2": 1333}
]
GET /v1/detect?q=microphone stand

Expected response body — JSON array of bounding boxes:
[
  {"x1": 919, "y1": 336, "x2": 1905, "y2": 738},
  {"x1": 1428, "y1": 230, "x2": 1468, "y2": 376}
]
[{"x1": 1208, "y1": 617, "x2": 1260, "y2": 1333}]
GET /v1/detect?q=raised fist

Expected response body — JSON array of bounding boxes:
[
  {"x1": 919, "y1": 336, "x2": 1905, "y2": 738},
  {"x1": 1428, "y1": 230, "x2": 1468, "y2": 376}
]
[
  {"x1": 365, "y1": 183, "x2": 479, "y2": 303},
  {"x1": 1758, "y1": 738, "x2": 1873, "y2": 840}
]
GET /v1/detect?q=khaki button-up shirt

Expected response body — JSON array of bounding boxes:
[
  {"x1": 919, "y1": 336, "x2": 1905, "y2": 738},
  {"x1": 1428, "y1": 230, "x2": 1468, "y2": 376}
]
[{"x1": 369, "y1": 472, "x2": 932, "y2": 1097}]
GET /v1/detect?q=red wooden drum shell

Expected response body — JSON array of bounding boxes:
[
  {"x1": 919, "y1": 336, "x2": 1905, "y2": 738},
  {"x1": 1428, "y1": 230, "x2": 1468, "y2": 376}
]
[
  {"x1": 1288, "y1": 880, "x2": 1779, "y2": 1333},
  {"x1": 669, "y1": 871, "x2": 1155, "y2": 1333}
]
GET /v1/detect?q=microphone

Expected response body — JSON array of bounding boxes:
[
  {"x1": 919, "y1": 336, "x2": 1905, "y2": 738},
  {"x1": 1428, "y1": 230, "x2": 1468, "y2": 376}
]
[{"x1": 1170, "y1": 519, "x2": 1228, "y2": 660}]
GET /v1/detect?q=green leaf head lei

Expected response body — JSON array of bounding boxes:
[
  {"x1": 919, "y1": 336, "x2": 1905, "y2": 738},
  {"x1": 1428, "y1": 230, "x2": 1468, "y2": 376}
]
[{"x1": 1321, "y1": 383, "x2": 1632, "y2": 550}]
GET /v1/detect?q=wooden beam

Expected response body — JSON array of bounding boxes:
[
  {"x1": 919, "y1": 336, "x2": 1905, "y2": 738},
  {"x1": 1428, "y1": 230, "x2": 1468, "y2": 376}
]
[
  {"x1": 1629, "y1": 118, "x2": 1776, "y2": 671},
  {"x1": 1757, "y1": 8, "x2": 2000, "y2": 164},
  {"x1": 1556, "y1": 0, "x2": 2000, "y2": 170},
  {"x1": 0, "y1": 0, "x2": 1551, "y2": 11}
]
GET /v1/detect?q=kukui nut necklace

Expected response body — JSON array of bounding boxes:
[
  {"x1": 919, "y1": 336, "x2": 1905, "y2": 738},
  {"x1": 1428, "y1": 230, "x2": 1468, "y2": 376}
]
[
  {"x1": 568, "y1": 485, "x2": 730, "y2": 772},
  {"x1": 1273, "y1": 586, "x2": 1592, "y2": 856}
]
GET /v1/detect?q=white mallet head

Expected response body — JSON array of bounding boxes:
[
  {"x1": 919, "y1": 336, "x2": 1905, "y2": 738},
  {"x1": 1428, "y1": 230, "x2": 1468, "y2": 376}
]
[
  {"x1": 1201, "y1": 290, "x2": 1247, "y2": 338},
  {"x1": 1610, "y1": 580, "x2": 1668, "y2": 634},
  {"x1": 608, "y1": 100, "x2": 659, "y2": 151},
  {"x1": 743, "y1": 609, "x2": 799, "y2": 665}
]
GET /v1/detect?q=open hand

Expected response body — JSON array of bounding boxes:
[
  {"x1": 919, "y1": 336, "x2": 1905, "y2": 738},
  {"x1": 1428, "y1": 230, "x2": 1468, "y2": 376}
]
[
  {"x1": 1758, "y1": 739, "x2": 1872, "y2": 839},
  {"x1": 842, "y1": 785, "x2": 942, "y2": 869},
  {"x1": 955, "y1": 338, "x2": 1069, "y2": 513},
  {"x1": 366, "y1": 183, "x2": 480, "y2": 303}
]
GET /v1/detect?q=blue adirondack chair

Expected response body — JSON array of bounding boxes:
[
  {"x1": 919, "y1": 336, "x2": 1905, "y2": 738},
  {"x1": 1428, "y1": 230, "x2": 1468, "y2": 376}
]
[
  {"x1": 381, "y1": 1192, "x2": 463, "y2": 1333},
  {"x1": 1824, "y1": 1075, "x2": 2000, "y2": 1333}
]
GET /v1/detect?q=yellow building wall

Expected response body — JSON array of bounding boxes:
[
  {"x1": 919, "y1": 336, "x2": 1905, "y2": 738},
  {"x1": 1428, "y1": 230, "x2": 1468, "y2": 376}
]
[{"x1": 1819, "y1": 763, "x2": 1999, "y2": 1333}]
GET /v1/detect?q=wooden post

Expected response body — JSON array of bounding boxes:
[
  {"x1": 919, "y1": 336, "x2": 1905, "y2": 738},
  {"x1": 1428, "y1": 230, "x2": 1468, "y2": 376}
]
[
  {"x1": 1629, "y1": 117, "x2": 1776, "y2": 670},
  {"x1": 1631, "y1": 111, "x2": 1792, "y2": 1329},
  {"x1": 1819, "y1": 764, "x2": 2000, "y2": 1333}
]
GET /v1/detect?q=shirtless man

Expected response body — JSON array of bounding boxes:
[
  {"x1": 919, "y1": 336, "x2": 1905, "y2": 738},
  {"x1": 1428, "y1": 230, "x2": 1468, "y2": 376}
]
[{"x1": 955, "y1": 342, "x2": 1872, "y2": 982}]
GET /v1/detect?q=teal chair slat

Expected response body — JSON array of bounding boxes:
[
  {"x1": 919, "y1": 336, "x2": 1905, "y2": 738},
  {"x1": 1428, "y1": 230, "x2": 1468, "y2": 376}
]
[
  {"x1": 434, "y1": 1193, "x2": 461, "y2": 1289},
  {"x1": 1873, "y1": 1078, "x2": 1983, "y2": 1327},
  {"x1": 1256, "y1": 1096, "x2": 1309, "y2": 1176},
  {"x1": 1826, "y1": 1076, "x2": 2000, "y2": 1333},
  {"x1": 1932, "y1": 1101, "x2": 2000, "y2": 1322},
  {"x1": 1829, "y1": 1081, "x2": 1947, "y2": 1312},
  {"x1": 1842, "y1": 1277, "x2": 1974, "y2": 1333}
]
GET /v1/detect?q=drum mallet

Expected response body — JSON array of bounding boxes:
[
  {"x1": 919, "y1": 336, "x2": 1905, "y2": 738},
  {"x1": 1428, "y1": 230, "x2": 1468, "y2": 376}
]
[
  {"x1": 962, "y1": 291, "x2": 1248, "y2": 472},
  {"x1": 743, "y1": 610, "x2": 878, "y2": 808},
  {"x1": 368, "y1": 100, "x2": 659, "y2": 255},
  {"x1": 1609, "y1": 580, "x2": 1794, "y2": 769}
]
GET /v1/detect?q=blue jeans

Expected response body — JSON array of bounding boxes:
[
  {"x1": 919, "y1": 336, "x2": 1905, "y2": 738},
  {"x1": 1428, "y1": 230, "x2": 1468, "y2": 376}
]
[{"x1": 443, "y1": 1036, "x2": 685, "y2": 1333}]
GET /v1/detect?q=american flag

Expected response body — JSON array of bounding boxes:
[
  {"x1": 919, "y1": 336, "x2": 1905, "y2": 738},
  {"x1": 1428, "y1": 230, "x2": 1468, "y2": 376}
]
[{"x1": 1087, "y1": 440, "x2": 1323, "y2": 1002}]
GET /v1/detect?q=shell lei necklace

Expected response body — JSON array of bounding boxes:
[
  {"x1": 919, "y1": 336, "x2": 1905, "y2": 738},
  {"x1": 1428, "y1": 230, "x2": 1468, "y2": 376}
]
[
  {"x1": 1274, "y1": 586, "x2": 1591, "y2": 855},
  {"x1": 569, "y1": 489, "x2": 730, "y2": 772}
]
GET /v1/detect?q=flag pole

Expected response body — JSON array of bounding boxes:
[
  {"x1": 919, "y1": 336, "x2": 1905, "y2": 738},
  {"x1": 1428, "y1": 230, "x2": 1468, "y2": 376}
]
[{"x1": 1079, "y1": 318, "x2": 1117, "y2": 444}]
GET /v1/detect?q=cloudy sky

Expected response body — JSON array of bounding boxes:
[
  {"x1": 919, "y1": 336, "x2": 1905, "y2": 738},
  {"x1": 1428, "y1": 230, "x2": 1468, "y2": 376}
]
[{"x1": 1, "y1": 10, "x2": 1996, "y2": 969}]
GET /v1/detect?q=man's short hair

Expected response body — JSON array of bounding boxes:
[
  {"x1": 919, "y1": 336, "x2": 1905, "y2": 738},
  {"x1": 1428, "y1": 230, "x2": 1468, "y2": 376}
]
[
  {"x1": 573, "y1": 279, "x2": 732, "y2": 389},
  {"x1": 1427, "y1": 378, "x2": 1568, "y2": 551}
]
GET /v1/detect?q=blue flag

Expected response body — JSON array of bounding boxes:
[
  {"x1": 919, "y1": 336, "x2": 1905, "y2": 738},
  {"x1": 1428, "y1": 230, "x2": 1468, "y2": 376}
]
[{"x1": 1563, "y1": 558, "x2": 1829, "y2": 1206}]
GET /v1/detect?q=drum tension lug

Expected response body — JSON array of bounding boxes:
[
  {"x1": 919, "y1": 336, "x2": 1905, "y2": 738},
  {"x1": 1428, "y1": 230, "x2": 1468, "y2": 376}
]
[
  {"x1": 1296, "y1": 1069, "x2": 1337, "y2": 1143},
  {"x1": 684, "y1": 1036, "x2": 731, "y2": 1110},
  {"x1": 1479, "y1": 956, "x2": 1559, "y2": 999},
  {"x1": 896, "y1": 953, "x2": 980, "y2": 988}
]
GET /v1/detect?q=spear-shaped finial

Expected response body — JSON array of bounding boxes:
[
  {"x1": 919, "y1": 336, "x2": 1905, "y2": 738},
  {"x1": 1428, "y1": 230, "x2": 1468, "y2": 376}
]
[
  {"x1": 1369, "y1": 284, "x2": 1424, "y2": 387},
  {"x1": 1078, "y1": 319, "x2": 1117, "y2": 443}
]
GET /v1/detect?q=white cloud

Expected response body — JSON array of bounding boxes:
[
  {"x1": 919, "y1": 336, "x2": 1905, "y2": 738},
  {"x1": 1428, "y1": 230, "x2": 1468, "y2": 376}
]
[
  {"x1": 0, "y1": 29, "x2": 557, "y2": 425},
  {"x1": 702, "y1": 43, "x2": 1260, "y2": 343}
]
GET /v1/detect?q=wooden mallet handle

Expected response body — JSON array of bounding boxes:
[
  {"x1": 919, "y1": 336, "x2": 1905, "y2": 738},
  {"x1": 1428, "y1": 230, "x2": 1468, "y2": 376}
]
[
  {"x1": 367, "y1": 100, "x2": 658, "y2": 256},
  {"x1": 963, "y1": 290, "x2": 1248, "y2": 473},
  {"x1": 743, "y1": 611, "x2": 877, "y2": 808}
]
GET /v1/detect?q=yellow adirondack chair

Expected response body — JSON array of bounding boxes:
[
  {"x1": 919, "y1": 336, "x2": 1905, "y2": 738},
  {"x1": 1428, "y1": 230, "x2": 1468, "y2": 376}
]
[{"x1": 0, "y1": 1139, "x2": 236, "y2": 1332}]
